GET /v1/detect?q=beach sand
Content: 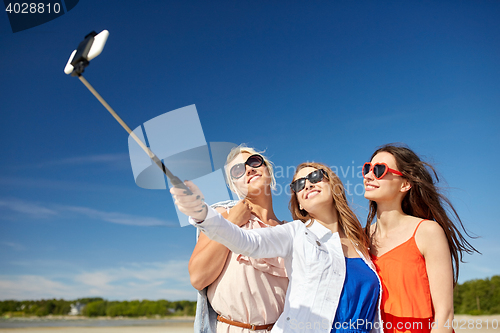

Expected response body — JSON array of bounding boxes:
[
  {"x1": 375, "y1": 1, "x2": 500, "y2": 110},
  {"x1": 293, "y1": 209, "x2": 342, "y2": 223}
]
[
  {"x1": 0, "y1": 321, "x2": 193, "y2": 333},
  {"x1": 0, "y1": 325, "x2": 193, "y2": 333},
  {"x1": 0, "y1": 317, "x2": 195, "y2": 333},
  {"x1": 1, "y1": 315, "x2": 498, "y2": 333}
]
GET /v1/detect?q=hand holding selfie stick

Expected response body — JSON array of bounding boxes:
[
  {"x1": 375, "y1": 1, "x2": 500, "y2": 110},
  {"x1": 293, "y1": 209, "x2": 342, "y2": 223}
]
[{"x1": 64, "y1": 30, "x2": 192, "y2": 194}]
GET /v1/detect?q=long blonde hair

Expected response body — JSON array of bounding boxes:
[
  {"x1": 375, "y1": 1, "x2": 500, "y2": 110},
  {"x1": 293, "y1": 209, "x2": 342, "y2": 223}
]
[
  {"x1": 224, "y1": 145, "x2": 277, "y2": 198},
  {"x1": 289, "y1": 162, "x2": 370, "y2": 257}
]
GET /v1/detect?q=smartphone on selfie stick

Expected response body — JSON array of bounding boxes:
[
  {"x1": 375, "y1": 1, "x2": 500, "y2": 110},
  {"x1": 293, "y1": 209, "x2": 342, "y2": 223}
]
[{"x1": 64, "y1": 30, "x2": 192, "y2": 194}]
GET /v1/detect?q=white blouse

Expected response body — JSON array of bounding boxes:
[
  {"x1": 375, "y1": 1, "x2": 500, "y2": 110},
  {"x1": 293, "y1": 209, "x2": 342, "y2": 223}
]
[{"x1": 192, "y1": 206, "x2": 383, "y2": 333}]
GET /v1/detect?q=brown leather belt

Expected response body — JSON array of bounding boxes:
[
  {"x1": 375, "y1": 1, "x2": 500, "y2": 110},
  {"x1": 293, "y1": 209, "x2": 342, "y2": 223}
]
[{"x1": 217, "y1": 315, "x2": 274, "y2": 331}]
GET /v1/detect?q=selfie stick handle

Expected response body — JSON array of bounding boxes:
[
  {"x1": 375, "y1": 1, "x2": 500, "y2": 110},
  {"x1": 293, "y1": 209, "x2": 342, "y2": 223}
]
[{"x1": 78, "y1": 75, "x2": 192, "y2": 194}]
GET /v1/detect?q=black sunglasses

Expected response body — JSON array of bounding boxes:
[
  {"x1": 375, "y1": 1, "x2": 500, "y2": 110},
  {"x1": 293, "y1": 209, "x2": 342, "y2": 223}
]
[
  {"x1": 230, "y1": 154, "x2": 265, "y2": 179},
  {"x1": 290, "y1": 169, "x2": 327, "y2": 193}
]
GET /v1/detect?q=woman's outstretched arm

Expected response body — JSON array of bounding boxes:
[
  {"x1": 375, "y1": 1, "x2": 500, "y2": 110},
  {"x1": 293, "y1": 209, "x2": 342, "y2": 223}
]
[{"x1": 172, "y1": 181, "x2": 293, "y2": 260}]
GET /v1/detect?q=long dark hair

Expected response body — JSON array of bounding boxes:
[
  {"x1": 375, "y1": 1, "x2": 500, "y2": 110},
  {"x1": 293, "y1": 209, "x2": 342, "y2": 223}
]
[
  {"x1": 290, "y1": 162, "x2": 370, "y2": 257},
  {"x1": 365, "y1": 143, "x2": 479, "y2": 286}
]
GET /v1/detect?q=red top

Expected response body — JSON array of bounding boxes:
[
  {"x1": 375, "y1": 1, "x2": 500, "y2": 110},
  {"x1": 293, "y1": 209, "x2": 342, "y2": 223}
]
[{"x1": 370, "y1": 220, "x2": 434, "y2": 319}]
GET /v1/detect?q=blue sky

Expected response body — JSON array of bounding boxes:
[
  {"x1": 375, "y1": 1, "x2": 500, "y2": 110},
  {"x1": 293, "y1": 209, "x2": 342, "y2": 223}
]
[{"x1": 1, "y1": 1, "x2": 499, "y2": 301}]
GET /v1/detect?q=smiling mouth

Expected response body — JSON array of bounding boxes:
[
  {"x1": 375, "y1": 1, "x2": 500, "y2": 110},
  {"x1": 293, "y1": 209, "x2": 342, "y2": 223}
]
[
  {"x1": 365, "y1": 184, "x2": 378, "y2": 190},
  {"x1": 248, "y1": 174, "x2": 261, "y2": 183},
  {"x1": 306, "y1": 190, "x2": 320, "y2": 199}
]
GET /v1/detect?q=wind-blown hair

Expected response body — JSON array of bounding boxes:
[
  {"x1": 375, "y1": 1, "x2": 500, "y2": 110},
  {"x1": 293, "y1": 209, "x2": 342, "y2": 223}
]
[
  {"x1": 224, "y1": 145, "x2": 276, "y2": 198},
  {"x1": 289, "y1": 162, "x2": 370, "y2": 257},
  {"x1": 365, "y1": 143, "x2": 479, "y2": 286}
]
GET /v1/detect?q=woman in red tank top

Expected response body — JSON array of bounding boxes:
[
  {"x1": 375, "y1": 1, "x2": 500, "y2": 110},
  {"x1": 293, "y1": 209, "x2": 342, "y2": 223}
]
[{"x1": 361, "y1": 144, "x2": 479, "y2": 333}]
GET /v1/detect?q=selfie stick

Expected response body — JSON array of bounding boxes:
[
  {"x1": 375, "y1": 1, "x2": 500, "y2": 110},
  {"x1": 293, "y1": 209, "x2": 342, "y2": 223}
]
[{"x1": 64, "y1": 30, "x2": 192, "y2": 194}]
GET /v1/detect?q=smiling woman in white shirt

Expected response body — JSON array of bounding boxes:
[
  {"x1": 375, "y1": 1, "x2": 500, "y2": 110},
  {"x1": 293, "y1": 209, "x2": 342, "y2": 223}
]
[{"x1": 172, "y1": 162, "x2": 383, "y2": 333}]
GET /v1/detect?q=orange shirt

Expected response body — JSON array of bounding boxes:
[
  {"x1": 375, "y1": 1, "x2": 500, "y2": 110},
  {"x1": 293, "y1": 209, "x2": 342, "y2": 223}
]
[{"x1": 371, "y1": 220, "x2": 433, "y2": 333}]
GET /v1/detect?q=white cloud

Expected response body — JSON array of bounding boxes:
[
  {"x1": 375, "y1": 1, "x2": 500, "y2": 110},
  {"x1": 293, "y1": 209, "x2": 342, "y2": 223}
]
[
  {"x1": 0, "y1": 176, "x2": 134, "y2": 193},
  {"x1": 0, "y1": 199, "x2": 58, "y2": 218},
  {"x1": 0, "y1": 198, "x2": 177, "y2": 227},
  {"x1": 74, "y1": 261, "x2": 189, "y2": 287},
  {"x1": 28, "y1": 153, "x2": 130, "y2": 169},
  {"x1": 61, "y1": 206, "x2": 174, "y2": 227},
  {"x1": 0, "y1": 242, "x2": 26, "y2": 251},
  {"x1": 0, "y1": 261, "x2": 196, "y2": 301},
  {"x1": 0, "y1": 275, "x2": 75, "y2": 300},
  {"x1": 457, "y1": 238, "x2": 500, "y2": 283}
]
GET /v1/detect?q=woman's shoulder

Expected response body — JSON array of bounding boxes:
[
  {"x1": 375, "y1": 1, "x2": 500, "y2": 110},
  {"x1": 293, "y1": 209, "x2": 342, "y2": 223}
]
[
  {"x1": 275, "y1": 219, "x2": 308, "y2": 231},
  {"x1": 289, "y1": 219, "x2": 308, "y2": 225},
  {"x1": 413, "y1": 218, "x2": 445, "y2": 239},
  {"x1": 286, "y1": 220, "x2": 314, "y2": 235},
  {"x1": 408, "y1": 216, "x2": 442, "y2": 234},
  {"x1": 410, "y1": 217, "x2": 447, "y2": 254}
]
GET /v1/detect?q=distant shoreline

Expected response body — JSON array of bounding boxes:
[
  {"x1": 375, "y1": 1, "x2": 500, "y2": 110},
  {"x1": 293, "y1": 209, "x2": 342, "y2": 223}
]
[
  {"x1": 0, "y1": 316, "x2": 195, "y2": 330},
  {"x1": 1, "y1": 315, "x2": 195, "y2": 321}
]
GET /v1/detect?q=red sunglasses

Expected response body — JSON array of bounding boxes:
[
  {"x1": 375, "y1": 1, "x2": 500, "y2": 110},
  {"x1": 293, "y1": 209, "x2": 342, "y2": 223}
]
[{"x1": 362, "y1": 162, "x2": 403, "y2": 179}]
